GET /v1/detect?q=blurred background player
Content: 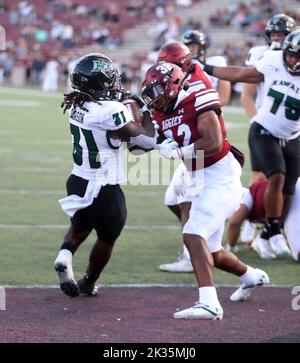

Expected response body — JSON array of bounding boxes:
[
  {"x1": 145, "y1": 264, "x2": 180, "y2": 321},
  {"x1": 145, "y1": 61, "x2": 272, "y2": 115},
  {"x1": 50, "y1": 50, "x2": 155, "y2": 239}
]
[
  {"x1": 182, "y1": 29, "x2": 231, "y2": 107},
  {"x1": 202, "y1": 28, "x2": 300, "y2": 260},
  {"x1": 42, "y1": 52, "x2": 60, "y2": 92},
  {"x1": 53, "y1": 53, "x2": 156, "y2": 297},
  {"x1": 239, "y1": 14, "x2": 296, "y2": 243},
  {"x1": 227, "y1": 178, "x2": 300, "y2": 262},
  {"x1": 142, "y1": 61, "x2": 269, "y2": 319}
]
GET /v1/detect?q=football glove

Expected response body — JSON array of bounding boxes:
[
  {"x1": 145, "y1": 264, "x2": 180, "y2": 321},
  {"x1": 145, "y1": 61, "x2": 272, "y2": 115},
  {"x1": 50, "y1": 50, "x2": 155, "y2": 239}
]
[{"x1": 155, "y1": 139, "x2": 181, "y2": 159}]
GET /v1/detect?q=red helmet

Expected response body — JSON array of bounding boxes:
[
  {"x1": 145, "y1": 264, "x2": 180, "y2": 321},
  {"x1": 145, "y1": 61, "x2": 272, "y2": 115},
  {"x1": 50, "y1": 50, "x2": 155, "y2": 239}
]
[
  {"x1": 158, "y1": 41, "x2": 193, "y2": 73},
  {"x1": 141, "y1": 62, "x2": 186, "y2": 114}
]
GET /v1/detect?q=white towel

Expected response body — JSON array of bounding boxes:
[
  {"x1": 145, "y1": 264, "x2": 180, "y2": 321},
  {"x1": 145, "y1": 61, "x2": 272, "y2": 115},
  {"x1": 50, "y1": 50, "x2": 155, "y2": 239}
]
[{"x1": 59, "y1": 180, "x2": 102, "y2": 217}]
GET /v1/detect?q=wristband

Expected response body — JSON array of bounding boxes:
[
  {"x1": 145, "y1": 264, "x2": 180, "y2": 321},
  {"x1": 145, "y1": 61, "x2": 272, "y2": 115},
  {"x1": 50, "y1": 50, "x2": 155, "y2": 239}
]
[{"x1": 204, "y1": 64, "x2": 215, "y2": 76}]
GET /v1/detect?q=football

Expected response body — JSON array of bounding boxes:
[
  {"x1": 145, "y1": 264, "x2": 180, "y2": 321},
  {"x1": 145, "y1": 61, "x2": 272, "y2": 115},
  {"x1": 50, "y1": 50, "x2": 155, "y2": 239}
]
[{"x1": 122, "y1": 99, "x2": 143, "y2": 124}]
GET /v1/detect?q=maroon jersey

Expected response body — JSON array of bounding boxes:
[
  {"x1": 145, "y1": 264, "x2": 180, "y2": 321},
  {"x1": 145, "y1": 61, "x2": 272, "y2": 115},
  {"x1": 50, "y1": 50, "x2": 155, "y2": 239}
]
[
  {"x1": 153, "y1": 89, "x2": 231, "y2": 169},
  {"x1": 186, "y1": 61, "x2": 213, "y2": 93},
  {"x1": 248, "y1": 179, "x2": 268, "y2": 222}
]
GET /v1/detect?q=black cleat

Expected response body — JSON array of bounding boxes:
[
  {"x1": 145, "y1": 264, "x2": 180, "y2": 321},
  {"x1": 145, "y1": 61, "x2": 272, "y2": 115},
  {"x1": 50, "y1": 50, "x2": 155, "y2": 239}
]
[
  {"x1": 54, "y1": 262, "x2": 80, "y2": 297},
  {"x1": 77, "y1": 275, "x2": 98, "y2": 296},
  {"x1": 59, "y1": 280, "x2": 80, "y2": 297}
]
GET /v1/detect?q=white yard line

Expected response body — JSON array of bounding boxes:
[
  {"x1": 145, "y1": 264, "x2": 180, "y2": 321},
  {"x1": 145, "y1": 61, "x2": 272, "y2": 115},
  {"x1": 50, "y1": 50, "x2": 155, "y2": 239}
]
[
  {"x1": 0, "y1": 224, "x2": 178, "y2": 230},
  {"x1": 0, "y1": 189, "x2": 164, "y2": 196},
  {"x1": 225, "y1": 121, "x2": 248, "y2": 129},
  {"x1": 223, "y1": 106, "x2": 245, "y2": 114}
]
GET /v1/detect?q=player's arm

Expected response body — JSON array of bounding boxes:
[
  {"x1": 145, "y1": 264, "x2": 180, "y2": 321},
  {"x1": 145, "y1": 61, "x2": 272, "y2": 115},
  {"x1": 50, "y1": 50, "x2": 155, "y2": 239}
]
[
  {"x1": 227, "y1": 204, "x2": 251, "y2": 247},
  {"x1": 116, "y1": 111, "x2": 157, "y2": 149},
  {"x1": 240, "y1": 83, "x2": 258, "y2": 119},
  {"x1": 218, "y1": 79, "x2": 231, "y2": 106},
  {"x1": 194, "y1": 109, "x2": 223, "y2": 156},
  {"x1": 204, "y1": 64, "x2": 264, "y2": 84}
]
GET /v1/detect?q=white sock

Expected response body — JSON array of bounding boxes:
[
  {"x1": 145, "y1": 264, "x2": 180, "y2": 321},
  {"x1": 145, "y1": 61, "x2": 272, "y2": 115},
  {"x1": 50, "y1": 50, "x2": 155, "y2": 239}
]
[
  {"x1": 54, "y1": 249, "x2": 74, "y2": 281},
  {"x1": 199, "y1": 286, "x2": 221, "y2": 308},
  {"x1": 240, "y1": 265, "x2": 257, "y2": 285},
  {"x1": 182, "y1": 245, "x2": 191, "y2": 260},
  {"x1": 55, "y1": 249, "x2": 73, "y2": 266}
]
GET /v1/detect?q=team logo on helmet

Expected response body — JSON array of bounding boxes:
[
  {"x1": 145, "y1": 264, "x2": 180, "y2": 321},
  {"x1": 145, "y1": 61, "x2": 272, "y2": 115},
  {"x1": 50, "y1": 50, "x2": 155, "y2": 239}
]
[{"x1": 92, "y1": 60, "x2": 109, "y2": 73}]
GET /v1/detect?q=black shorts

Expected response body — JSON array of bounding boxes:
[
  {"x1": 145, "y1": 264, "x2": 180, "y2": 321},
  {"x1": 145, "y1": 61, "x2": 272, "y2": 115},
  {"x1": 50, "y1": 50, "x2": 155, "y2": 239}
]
[
  {"x1": 249, "y1": 122, "x2": 300, "y2": 179},
  {"x1": 66, "y1": 175, "x2": 127, "y2": 242}
]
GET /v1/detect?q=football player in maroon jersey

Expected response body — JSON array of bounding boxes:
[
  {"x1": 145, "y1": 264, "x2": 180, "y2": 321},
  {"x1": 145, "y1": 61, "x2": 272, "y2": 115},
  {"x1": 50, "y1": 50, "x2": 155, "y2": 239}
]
[
  {"x1": 142, "y1": 62, "x2": 269, "y2": 319},
  {"x1": 157, "y1": 41, "x2": 215, "y2": 273}
]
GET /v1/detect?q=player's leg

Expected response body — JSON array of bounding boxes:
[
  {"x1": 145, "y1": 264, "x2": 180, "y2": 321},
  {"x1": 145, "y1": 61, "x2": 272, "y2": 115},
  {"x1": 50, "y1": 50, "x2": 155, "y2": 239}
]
[
  {"x1": 284, "y1": 196, "x2": 300, "y2": 262},
  {"x1": 54, "y1": 174, "x2": 94, "y2": 297},
  {"x1": 212, "y1": 247, "x2": 269, "y2": 301},
  {"x1": 249, "y1": 123, "x2": 288, "y2": 256},
  {"x1": 283, "y1": 157, "x2": 300, "y2": 262},
  {"x1": 77, "y1": 238, "x2": 116, "y2": 296},
  {"x1": 164, "y1": 163, "x2": 187, "y2": 223},
  {"x1": 174, "y1": 166, "x2": 241, "y2": 320},
  {"x1": 175, "y1": 199, "x2": 224, "y2": 318},
  {"x1": 159, "y1": 202, "x2": 193, "y2": 272},
  {"x1": 167, "y1": 205, "x2": 181, "y2": 221},
  {"x1": 54, "y1": 223, "x2": 92, "y2": 297},
  {"x1": 209, "y1": 214, "x2": 269, "y2": 302},
  {"x1": 77, "y1": 185, "x2": 127, "y2": 295},
  {"x1": 226, "y1": 204, "x2": 250, "y2": 251},
  {"x1": 267, "y1": 137, "x2": 300, "y2": 256},
  {"x1": 160, "y1": 163, "x2": 192, "y2": 272}
]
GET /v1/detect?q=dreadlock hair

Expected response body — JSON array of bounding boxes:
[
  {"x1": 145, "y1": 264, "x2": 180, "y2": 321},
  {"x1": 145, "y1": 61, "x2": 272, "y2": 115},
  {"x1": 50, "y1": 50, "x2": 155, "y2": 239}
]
[{"x1": 61, "y1": 91, "x2": 92, "y2": 114}]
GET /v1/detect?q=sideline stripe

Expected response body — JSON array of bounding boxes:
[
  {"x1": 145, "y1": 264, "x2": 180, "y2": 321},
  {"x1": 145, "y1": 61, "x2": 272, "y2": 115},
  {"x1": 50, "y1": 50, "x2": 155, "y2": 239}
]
[
  {"x1": 0, "y1": 189, "x2": 165, "y2": 196},
  {"x1": 2, "y1": 284, "x2": 293, "y2": 289},
  {"x1": 0, "y1": 100, "x2": 41, "y2": 107},
  {"x1": 223, "y1": 106, "x2": 245, "y2": 114},
  {"x1": 0, "y1": 224, "x2": 179, "y2": 230},
  {"x1": 0, "y1": 86, "x2": 62, "y2": 98}
]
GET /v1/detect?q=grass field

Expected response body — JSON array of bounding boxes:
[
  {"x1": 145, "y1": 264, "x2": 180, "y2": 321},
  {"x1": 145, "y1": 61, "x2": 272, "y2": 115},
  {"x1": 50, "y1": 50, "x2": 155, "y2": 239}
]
[{"x1": 0, "y1": 86, "x2": 299, "y2": 286}]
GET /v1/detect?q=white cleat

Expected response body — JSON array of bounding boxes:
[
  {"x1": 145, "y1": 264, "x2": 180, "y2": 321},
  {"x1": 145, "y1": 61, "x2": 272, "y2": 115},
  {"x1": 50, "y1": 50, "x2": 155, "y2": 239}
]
[
  {"x1": 251, "y1": 236, "x2": 276, "y2": 260},
  {"x1": 269, "y1": 234, "x2": 291, "y2": 257},
  {"x1": 224, "y1": 244, "x2": 239, "y2": 253},
  {"x1": 174, "y1": 302, "x2": 223, "y2": 320},
  {"x1": 230, "y1": 268, "x2": 270, "y2": 302},
  {"x1": 240, "y1": 220, "x2": 257, "y2": 243},
  {"x1": 54, "y1": 250, "x2": 79, "y2": 297},
  {"x1": 159, "y1": 254, "x2": 193, "y2": 272}
]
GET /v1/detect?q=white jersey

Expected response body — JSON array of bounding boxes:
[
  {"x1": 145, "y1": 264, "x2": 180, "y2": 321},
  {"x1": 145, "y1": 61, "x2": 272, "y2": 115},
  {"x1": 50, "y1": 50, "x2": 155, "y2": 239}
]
[
  {"x1": 245, "y1": 45, "x2": 268, "y2": 110},
  {"x1": 253, "y1": 50, "x2": 300, "y2": 140},
  {"x1": 206, "y1": 55, "x2": 227, "y2": 89},
  {"x1": 69, "y1": 100, "x2": 133, "y2": 184}
]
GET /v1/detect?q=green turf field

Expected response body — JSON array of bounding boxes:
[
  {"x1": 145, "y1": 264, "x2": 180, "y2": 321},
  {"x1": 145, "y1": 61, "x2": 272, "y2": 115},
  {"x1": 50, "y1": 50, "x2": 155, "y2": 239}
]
[{"x1": 0, "y1": 87, "x2": 298, "y2": 286}]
